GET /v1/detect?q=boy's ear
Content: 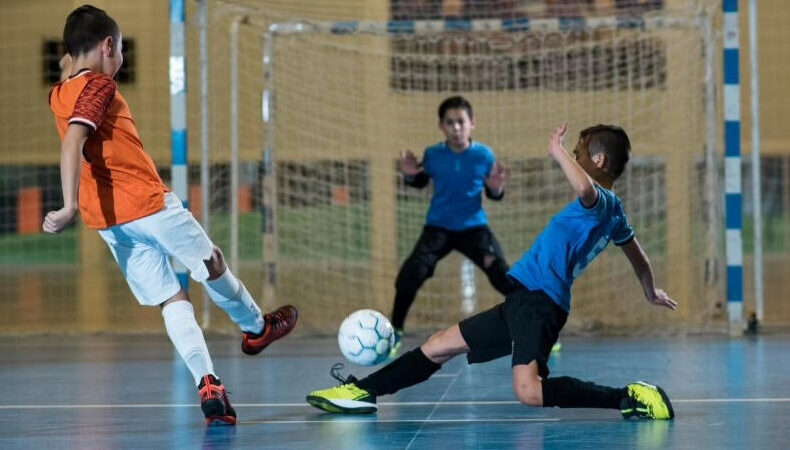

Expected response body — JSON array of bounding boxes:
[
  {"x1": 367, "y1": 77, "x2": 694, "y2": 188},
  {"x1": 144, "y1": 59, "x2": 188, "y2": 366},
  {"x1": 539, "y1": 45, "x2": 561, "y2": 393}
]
[
  {"x1": 469, "y1": 117, "x2": 477, "y2": 129},
  {"x1": 591, "y1": 152, "x2": 607, "y2": 169},
  {"x1": 102, "y1": 36, "x2": 115, "y2": 56}
]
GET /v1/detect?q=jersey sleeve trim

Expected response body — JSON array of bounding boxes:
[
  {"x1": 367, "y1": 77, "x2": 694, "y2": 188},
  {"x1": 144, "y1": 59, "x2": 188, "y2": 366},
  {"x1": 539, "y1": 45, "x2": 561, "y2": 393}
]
[
  {"x1": 613, "y1": 233, "x2": 635, "y2": 246},
  {"x1": 68, "y1": 117, "x2": 97, "y2": 131}
]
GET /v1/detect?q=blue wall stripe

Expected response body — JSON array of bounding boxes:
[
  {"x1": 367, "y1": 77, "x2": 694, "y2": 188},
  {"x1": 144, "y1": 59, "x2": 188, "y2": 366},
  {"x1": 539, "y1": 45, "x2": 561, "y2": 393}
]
[
  {"x1": 444, "y1": 19, "x2": 472, "y2": 31},
  {"x1": 726, "y1": 194, "x2": 743, "y2": 229},
  {"x1": 387, "y1": 20, "x2": 414, "y2": 34},
  {"x1": 726, "y1": 266, "x2": 743, "y2": 302},
  {"x1": 616, "y1": 16, "x2": 645, "y2": 29},
  {"x1": 331, "y1": 21, "x2": 358, "y2": 34},
  {"x1": 502, "y1": 18, "x2": 530, "y2": 32},
  {"x1": 559, "y1": 17, "x2": 586, "y2": 31},
  {"x1": 724, "y1": 121, "x2": 741, "y2": 157},
  {"x1": 723, "y1": 49, "x2": 739, "y2": 84}
]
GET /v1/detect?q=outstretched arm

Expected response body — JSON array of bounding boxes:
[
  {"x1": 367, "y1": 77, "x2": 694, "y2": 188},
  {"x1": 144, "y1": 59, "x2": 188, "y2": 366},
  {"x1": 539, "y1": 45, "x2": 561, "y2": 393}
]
[
  {"x1": 620, "y1": 238, "x2": 678, "y2": 310},
  {"x1": 43, "y1": 123, "x2": 88, "y2": 233},
  {"x1": 399, "y1": 150, "x2": 430, "y2": 188},
  {"x1": 546, "y1": 122, "x2": 598, "y2": 207}
]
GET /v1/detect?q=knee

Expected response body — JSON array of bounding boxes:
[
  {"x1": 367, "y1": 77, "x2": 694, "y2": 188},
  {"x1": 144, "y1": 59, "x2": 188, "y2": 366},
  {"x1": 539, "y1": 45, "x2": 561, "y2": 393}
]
[
  {"x1": 395, "y1": 257, "x2": 434, "y2": 287},
  {"x1": 204, "y1": 246, "x2": 227, "y2": 280},
  {"x1": 513, "y1": 377, "x2": 543, "y2": 407},
  {"x1": 421, "y1": 329, "x2": 461, "y2": 364}
]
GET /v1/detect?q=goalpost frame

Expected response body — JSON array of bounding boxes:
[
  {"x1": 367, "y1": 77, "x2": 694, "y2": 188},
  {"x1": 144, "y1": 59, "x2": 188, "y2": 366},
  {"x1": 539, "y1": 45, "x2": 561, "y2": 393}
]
[{"x1": 197, "y1": 8, "x2": 738, "y2": 331}]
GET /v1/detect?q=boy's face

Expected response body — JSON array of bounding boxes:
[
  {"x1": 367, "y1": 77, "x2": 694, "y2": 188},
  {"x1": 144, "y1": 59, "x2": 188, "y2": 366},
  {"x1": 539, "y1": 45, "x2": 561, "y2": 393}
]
[
  {"x1": 439, "y1": 108, "x2": 475, "y2": 149},
  {"x1": 573, "y1": 138, "x2": 595, "y2": 174}
]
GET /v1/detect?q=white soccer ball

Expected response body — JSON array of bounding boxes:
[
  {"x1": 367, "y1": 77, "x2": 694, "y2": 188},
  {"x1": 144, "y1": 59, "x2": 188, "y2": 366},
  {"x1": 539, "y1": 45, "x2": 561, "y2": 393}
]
[{"x1": 338, "y1": 309, "x2": 395, "y2": 366}]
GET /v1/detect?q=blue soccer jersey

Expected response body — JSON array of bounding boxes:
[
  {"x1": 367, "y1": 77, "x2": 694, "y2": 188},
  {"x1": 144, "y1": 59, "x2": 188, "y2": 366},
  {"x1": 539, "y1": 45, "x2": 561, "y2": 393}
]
[
  {"x1": 422, "y1": 141, "x2": 495, "y2": 231},
  {"x1": 507, "y1": 184, "x2": 634, "y2": 312}
]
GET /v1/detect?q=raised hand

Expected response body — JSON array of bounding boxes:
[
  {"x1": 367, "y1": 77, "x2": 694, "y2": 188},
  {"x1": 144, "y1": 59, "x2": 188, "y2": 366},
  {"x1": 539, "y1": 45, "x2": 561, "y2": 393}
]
[
  {"x1": 485, "y1": 161, "x2": 508, "y2": 193},
  {"x1": 42, "y1": 206, "x2": 78, "y2": 234},
  {"x1": 399, "y1": 150, "x2": 422, "y2": 176},
  {"x1": 646, "y1": 288, "x2": 678, "y2": 310},
  {"x1": 547, "y1": 122, "x2": 569, "y2": 161}
]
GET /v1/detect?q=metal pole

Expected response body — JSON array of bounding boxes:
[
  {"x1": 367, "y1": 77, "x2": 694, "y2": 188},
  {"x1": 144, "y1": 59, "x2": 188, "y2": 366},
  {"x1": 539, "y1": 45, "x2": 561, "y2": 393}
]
[
  {"x1": 229, "y1": 16, "x2": 244, "y2": 272},
  {"x1": 170, "y1": 0, "x2": 189, "y2": 289},
  {"x1": 748, "y1": 0, "x2": 764, "y2": 323},
  {"x1": 261, "y1": 28, "x2": 278, "y2": 310},
  {"x1": 198, "y1": 0, "x2": 211, "y2": 327},
  {"x1": 723, "y1": 0, "x2": 743, "y2": 333},
  {"x1": 702, "y1": 13, "x2": 720, "y2": 291}
]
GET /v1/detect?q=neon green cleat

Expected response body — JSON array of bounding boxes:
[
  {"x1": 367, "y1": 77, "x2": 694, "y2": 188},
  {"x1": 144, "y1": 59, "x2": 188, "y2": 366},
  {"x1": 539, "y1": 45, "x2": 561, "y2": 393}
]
[
  {"x1": 306, "y1": 383, "x2": 377, "y2": 414},
  {"x1": 551, "y1": 341, "x2": 562, "y2": 353},
  {"x1": 306, "y1": 363, "x2": 377, "y2": 413},
  {"x1": 620, "y1": 381, "x2": 674, "y2": 420}
]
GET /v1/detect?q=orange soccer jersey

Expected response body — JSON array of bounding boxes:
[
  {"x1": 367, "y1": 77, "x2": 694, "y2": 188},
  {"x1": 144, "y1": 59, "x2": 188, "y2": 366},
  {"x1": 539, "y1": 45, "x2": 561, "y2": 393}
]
[{"x1": 49, "y1": 70, "x2": 168, "y2": 229}]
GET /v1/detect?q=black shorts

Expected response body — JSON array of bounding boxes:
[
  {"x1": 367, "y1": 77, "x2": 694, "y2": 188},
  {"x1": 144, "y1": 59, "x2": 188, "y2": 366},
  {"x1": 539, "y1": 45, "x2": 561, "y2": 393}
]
[{"x1": 458, "y1": 285, "x2": 567, "y2": 378}]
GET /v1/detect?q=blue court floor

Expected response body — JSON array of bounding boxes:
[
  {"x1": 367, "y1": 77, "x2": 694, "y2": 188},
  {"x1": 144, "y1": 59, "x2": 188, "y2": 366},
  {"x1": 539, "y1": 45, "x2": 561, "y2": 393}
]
[{"x1": 1, "y1": 333, "x2": 788, "y2": 449}]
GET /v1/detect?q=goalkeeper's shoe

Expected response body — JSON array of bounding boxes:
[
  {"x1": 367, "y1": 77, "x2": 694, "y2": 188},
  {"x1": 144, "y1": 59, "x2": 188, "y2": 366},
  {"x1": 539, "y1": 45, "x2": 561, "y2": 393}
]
[
  {"x1": 388, "y1": 329, "x2": 404, "y2": 360},
  {"x1": 306, "y1": 363, "x2": 377, "y2": 413},
  {"x1": 620, "y1": 381, "x2": 674, "y2": 420}
]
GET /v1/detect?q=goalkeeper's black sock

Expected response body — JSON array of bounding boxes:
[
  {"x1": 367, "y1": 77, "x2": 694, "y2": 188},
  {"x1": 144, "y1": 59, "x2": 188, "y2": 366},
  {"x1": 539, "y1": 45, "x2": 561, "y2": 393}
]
[
  {"x1": 355, "y1": 347, "x2": 440, "y2": 396},
  {"x1": 542, "y1": 376, "x2": 626, "y2": 409}
]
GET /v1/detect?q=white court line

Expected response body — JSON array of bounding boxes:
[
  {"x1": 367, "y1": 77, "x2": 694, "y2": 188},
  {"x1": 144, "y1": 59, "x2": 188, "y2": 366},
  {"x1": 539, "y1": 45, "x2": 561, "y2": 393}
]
[
  {"x1": 2, "y1": 398, "x2": 790, "y2": 409},
  {"x1": 243, "y1": 418, "x2": 560, "y2": 425}
]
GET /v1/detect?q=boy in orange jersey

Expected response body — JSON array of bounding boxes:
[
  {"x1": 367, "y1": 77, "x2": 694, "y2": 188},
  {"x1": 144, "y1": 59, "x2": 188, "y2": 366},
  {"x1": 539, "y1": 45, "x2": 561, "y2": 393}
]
[{"x1": 45, "y1": 5, "x2": 298, "y2": 426}]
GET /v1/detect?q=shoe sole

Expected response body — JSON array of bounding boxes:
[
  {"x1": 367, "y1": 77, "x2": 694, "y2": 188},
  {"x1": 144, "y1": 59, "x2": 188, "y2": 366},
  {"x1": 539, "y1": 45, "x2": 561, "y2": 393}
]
[
  {"x1": 205, "y1": 415, "x2": 237, "y2": 426},
  {"x1": 306, "y1": 395, "x2": 377, "y2": 414}
]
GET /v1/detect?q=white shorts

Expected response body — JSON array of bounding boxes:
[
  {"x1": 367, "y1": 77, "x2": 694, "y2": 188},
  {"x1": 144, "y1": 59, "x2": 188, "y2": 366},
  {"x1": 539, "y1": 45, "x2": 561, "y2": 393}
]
[{"x1": 98, "y1": 193, "x2": 214, "y2": 306}]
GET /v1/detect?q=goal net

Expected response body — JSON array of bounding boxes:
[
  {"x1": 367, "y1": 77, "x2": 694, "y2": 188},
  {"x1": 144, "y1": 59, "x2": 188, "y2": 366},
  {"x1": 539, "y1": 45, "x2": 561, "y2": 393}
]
[{"x1": 202, "y1": 1, "x2": 725, "y2": 335}]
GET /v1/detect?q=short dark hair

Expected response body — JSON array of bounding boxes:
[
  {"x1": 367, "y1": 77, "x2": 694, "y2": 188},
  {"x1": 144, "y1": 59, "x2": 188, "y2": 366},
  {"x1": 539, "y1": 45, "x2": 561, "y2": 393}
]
[
  {"x1": 438, "y1": 96, "x2": 473, "y2": 121},
  {"x1": 63, "y1": 5, "x2": 119, "y2": 57},
  {"x1": 579, "y1": 125, "x2": 631, "y2": 179}
]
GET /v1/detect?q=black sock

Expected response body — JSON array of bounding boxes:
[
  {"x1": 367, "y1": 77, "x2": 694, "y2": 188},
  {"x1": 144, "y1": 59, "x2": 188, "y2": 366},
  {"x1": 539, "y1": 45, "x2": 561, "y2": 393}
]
[
  {"x1": 355, "y1": 347, "x2": 441, "y2": 396},
  {"x1": 542, "y1": 376, "x2": 626, "y2": 409}
]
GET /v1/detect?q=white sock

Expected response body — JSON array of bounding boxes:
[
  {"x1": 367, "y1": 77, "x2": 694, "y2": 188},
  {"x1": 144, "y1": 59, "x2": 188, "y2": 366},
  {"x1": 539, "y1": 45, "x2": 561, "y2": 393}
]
[
  {"x1": 162, "y1": 301, "x2": 215, "y2": 385},
  {"x1": 204, "y1": 268, "x2": 264, "y2": 334}
]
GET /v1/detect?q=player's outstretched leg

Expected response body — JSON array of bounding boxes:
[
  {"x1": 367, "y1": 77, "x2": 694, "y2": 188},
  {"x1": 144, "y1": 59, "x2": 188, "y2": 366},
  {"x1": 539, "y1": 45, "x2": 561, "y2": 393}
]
[
  {"x1": 620, "y1": 381, "x2": 674, "y2": 420},
  {"x1": 198, "y1": 374, "x2": 237, "y2": 426},
  {"x1": 308, "y1": 325, "x2": 462, "y2": 413},
  {"x1": 241, "y1": 304, "x2": 298, "y2": 355}
]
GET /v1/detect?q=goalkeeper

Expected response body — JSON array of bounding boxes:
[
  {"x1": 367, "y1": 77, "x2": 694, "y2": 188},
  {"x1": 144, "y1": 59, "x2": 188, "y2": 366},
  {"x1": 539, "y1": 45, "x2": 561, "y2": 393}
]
[{"x1": 390, "y1": 95, "x2": 516, "y2": 356}]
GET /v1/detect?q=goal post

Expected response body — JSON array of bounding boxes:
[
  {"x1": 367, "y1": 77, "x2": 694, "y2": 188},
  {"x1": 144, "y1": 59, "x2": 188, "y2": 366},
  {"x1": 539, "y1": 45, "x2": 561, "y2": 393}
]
[{"x1": 209, "y1": 6, "x2": 724, "y2": 334}]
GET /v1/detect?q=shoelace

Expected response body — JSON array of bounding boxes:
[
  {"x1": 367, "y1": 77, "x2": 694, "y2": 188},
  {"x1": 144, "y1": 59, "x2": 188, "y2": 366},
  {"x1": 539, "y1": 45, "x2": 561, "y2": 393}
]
[
  {"x1": 330, "y1": 362, "x2": 358, "y2": 386},
  {"x1": 267, "y1": 308, "x2": 291, "y2": 331}
]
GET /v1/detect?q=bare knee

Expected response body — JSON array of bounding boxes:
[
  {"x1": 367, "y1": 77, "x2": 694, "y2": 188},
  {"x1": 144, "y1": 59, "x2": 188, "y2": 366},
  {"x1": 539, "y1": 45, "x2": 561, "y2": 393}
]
[
  {"x1": 421, "y1": 325, "x2": 469, "y2": 364},
  {"x1": 513, "y1": 379, "x2": 543, "y2": 406},
  {"x1": 513, "y1": 364, "x2": 543, "y2": 406},
  {"x1": 160, "y1": 289, "x2": 191, "y2": 308},
  {"x1": 204, "y1": 246, "x2": 227, "y2": 280}
]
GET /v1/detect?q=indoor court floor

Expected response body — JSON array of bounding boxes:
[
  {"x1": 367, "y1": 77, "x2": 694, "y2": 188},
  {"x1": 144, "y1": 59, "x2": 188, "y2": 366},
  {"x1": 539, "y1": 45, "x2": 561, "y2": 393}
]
[{"x1": 1, "y1": 333, "x2": 788, "y2": 449}]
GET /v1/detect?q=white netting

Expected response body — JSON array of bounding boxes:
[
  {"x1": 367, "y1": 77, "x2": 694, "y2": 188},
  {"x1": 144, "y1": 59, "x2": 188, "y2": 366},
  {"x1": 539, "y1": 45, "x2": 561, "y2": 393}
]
[{"x1": 201, "y1": 2, "x2": 727, "y2": 335}]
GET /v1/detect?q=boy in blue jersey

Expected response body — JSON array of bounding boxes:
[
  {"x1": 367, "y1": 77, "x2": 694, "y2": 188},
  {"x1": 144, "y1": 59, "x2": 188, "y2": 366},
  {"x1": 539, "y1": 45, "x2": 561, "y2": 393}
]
[
  {"x1": 307, "y1": 123, "x2": 677, "y2": 419},
  {"x1": 391, "y1": 96, "x2": 515, "y2": 352}
]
